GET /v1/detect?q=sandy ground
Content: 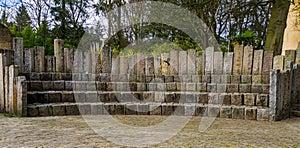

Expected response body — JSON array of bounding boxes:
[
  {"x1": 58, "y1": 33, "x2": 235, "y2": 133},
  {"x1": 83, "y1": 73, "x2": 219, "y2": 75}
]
[{"x1": 0, "y1": 115, "x2": 299, "y2": 147}]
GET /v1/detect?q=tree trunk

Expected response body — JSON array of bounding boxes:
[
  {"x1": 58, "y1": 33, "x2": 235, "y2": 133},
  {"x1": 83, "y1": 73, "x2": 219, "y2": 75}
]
[{"x1": 264, "y1": 0, "x2": 290, "y2": 55}]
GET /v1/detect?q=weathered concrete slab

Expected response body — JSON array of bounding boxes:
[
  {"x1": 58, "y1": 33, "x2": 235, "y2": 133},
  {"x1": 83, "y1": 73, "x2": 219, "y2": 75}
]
[
  {"x1": 24, "y1": 48, "x2": 34, "y2": 73},
  {"x1": 233, "y1": 45, "x2": 244, "y2": 75},
  {"x1": 64, "y1": 48, "x2": 74, "y2": 73},
  {"x1": 0, "y1": 53, "x2": 4, "y2": 110},
  {"x1": 242, "y1": 46, "x2": 253, "y2": 75},
  {"x1": 34, "y1": 46, "x2": 45, "y2": 72},
  {"x1": 252, "y1": 50, "x2": 263, "y2": 75},
  {"x1": 13, "y1": 38, "x2": 23, "y2": 73},
  {"x1": 169, "y1": 50, "x2": 179, "y2": 75},
  {"x1": 223, "y1": 52, "x2": 233, "y2": 75},
  {"x1": 213, "y1": 52, "x2": 223, "y2": 75},
  {"x1": 205, "y1": 47, "x2": 214, "y2": 75},
  {"x1": 187, "y1": 49, "x2": 197, "y2": 75},
  {"x1": 273, "y1": 55, "x2": 285, "y2": 71},
  {"x1": 54, "y1": 39, "x2": 64, "y2": 72},
  {"x1": 262, "y1": 51, "x2": 273, "y2": 75},
  {"x1": 196, "y1": 51, "x2": 205, "y2": 75},
  {"x1": 179, "y1": 51, "x2": 187, "y2": 75}
]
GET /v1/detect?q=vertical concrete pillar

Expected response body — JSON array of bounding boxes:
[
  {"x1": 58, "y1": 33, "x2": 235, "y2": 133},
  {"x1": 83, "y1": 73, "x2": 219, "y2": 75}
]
[
  {"x1": 24, "y1": 48, "x2": 34, "y2": 73},
  {"x1": 54, "y1": 39, "x2": 64, "y2": 72},
  {"x1": 242, "y1": 46, "x2": 253, "y2": 75},
  {"x1": 13, "y1": 38, "x2": 23, "y2": 73},
  {"x1": 170, "y1": 50, "x2": 179, "y2": 75},
  {"x1": 34, "y1": 46, "x2": 45, "y2": 72},
  {"x1": 102, "y1": 46, "x2": 112, "y2": 73},
  {"x1": 205, "y1": 47, "x2": 214, "y2": 75},
  {"x1": 252, "y1": 50, "x2": 263, "y2": 75},
  {"x1": 269, "y1": 69, "x2": 281, "y2": 121},
  {"x1": 64, "y1": 48, "x2": 74, "y2": 73},
  {"x1": 273, "y1": 55, "x2": 285, "y2": 71},
  {"x1": 196, "y1": 51, "x2": 205, "y2": 75},
  {"x1": 213, "y1": 51, "x2": 223, "y2": 75},
  {"x1": 223, "y1": 52, "x2": 233, "y2": 75},
  {"x1": 187, "y1": 49, "x2": 197, "y2": 75},
  {"x1": 179, "y1": 51, "x2": 187, "y2": 75},
  {"x1": 4, "y1": 66, "x2": 9, "y2": 112},
  {"x1": 17, "y1": 76, "x2": 27, "y2": 116},
  {"x1": 45, "y1": 56, "x2": 56, "y2": 72},
  {"x1": 233, "y1": 45, "x2": 244, "y2": 75},
  {"x1": 0, "y1": 52, "x2": 4, "y2": 110}
]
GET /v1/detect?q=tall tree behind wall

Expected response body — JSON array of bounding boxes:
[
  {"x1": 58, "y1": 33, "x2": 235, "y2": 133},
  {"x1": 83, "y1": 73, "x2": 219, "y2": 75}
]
[{"x1": 264, "y1": 0, "x2": 290, "y2": 55}]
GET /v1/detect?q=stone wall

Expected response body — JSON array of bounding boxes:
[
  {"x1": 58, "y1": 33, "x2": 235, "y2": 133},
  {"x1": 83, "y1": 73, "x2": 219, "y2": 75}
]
[
  {"x1": 0, "y1": 24, "x2": 13, "y2": 50},
  {"x1": 1, "y1": 38, "x2": 300, "y2": 121}
]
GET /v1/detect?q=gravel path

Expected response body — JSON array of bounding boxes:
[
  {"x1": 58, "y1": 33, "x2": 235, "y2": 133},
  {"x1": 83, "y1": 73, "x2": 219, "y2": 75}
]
[{"x1": 0, "y1": 115, "x2": 299, "y2": 147}]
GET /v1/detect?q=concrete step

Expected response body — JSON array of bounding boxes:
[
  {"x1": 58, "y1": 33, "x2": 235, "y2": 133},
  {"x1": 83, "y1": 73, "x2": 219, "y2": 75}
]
[
  {"x1": 27, "y1": 102, "x2": 269, "y2": 121},
  {"x1": 27, "y1": 91, "x2": 270, "y2": 108},
  {"x1": 26, "y1": 81, "x2": 270, "y2": 94},
  {"x1": 291, "y1": 110, "x2": 300, "y2": 117},
  {"x1": 291, "y1": 104, "x2": 300, "y2": 110},
  {"x1": 23, "y1": 72, "x2": 270, "y2": 84}
]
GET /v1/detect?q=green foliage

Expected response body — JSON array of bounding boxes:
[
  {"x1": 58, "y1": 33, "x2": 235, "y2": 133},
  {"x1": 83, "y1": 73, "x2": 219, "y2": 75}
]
[{"x1": 232, "y1": 30, "x2": 262, "y2": 48}]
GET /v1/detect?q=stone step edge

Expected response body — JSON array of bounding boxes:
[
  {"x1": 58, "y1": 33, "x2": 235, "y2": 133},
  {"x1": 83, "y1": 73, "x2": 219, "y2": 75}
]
[{"x1": 27, "y1": 102, "x2": 270, "y2": 121}]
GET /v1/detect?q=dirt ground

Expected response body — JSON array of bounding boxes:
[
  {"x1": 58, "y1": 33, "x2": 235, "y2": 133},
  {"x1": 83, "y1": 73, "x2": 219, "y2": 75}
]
[{"x1": 0, "y1": 115, "x2": 299, "y2": 147}]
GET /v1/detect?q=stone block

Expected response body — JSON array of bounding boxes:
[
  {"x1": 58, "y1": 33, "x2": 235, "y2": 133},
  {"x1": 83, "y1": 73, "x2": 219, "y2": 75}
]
[
  {"x1": 185, "y1": 93, "x2": 197, "y2": 103},
  {"x1": 233, "y1": 45, "x2": 244, "y2": 75},
  {"x1": 187, "y1": 49, "x2": 197, "y2": 75},
  {"x1": 86, "y1": 82, "x2": 96, "y2": 91},
  {"x1": 195, "y1": 105, "x2": 208, "y2": 116},
  {"x1": 197, "y1": 51, "x2": 205, "y2": 75},
  {"x1": 166, "y1": 83, "x2": 177, "y2": 91},
  {"x1": 30, "y1": 73, "x2": 41, "y2": 80},
  {"x1": 96, "y1": 82, "x2": 107, "y2": 91},
  {"x1": 208, "y1": 93, "x2": 220, "y2": 105},
  {"x1": 230, "y1": 75, "x2": 241, "y2": 84},
  {"x1": 162, "y1": 103, "x2": 174, "y2": 115},
  {"x1": 197, "y1": 93, "x2": 208, "y2": 104},
  {"x1": 220, "y1": 106, "x2": 232, "y2": 118},
  {"x1": 185, "y1": 104, "x2": 196, "y2": 116},
  {"x1": 191, "y1": 75, "x2": 201, "y2": 83},
  {"x1": 40, "y1": 73, "x2": 52, "y2": 81},
  {"x1": 38, "y1": 105, "x2": 53, "y2": 116},
  {"x1": 125, "y1": 104, "x2": 137, "y2": 115},
  {"x1": 262, "y1": 85, "x2": 270, "y2": 94},
  {"x1": 91, "y1": 104, "x2": 104, "y2": 115},
  {"x1": 75, "y1": 81, "x2": 87, "y2": 91},
  {"x1": 245, "y1": 107, "x2": 257, "y2": 120},
  {"x1": 66, "y1": 104, "x2": 80, "y2": 115},
  {"x1": 98, "y1": 92, "x2": 109, "y2": 103},
  {"x1": 211, "y1": 75, "x2": 221, "y2": 83},
  {"x1": 256, "y1": 94, "x2": 269, "y2": 107},
  {"x1": 86, "y1": 92, "x2": 98, "y2": 102},
  {"x1": 242, "y1": 46, "x2": 253, "y2": 75},
  {"x1": 181, "y1": 75, "x2": 192, "y2": 82},
  {"x1": 74, "y1": 92, "x2": 85, "y2": 102},
  {"x1": 213, "y1": 52, "x2": 223, "y2": 75},
  {"x1": 115, "y1": 104, "x2": 125, "y2": 115},
  {"x1": 207, "y1": 83, "x2": 217, "y2": 92},
  {"x1": 157, "y1": 83, "x2": 166, "y2": 91},
  {"x1": 103, "y1": 103, "x2": 115, "y2": 115},
  {"x1": 205, "y1": 47, "x2": 214, "y2": 75},
  {"x1": 257, "y1": 108, "x2": 269, "y2": 121},
  {"x1": 241, "y1": 75, "x2": 252, "y2": 84},
  {"x1": 244, "y1": 93, "x2": 256, "y2": 106},
  {"x1": 161, "y1": 53, "x2": 170, "y2": 75},
  {"x1": 262, "y1": 75, "x2": 270, "y2": 84},
  {"x1": 30, "y1": 81, "x2": 43, "y2": 91},
  {"x1": 78, "y1": 104, "x2": 91, "y2": 115},
  {"x1": 48, "y1": 93, "x2": 62, "y2": 103},
  {"x1": 62, "y1": 92, "x2": 74, "y2": 102},
  {"x1": 186, "y1": 83, "x2": 196, "y2": 91},
  {"x1": 239, "y1": 84, "x2": 251, "y2": 93},
  {"x1": 252, "y1": 50, "x2": 263, "y2": 75},
  {"x1": 251, "y1": 85, "x2": 263, "y2": 93},
  {"x1": 226, "y1": 84, "x2": 239, "y2": 93},
  {"x1": 142, "y1": 92, "x2": 154, "y2": 102},
  {"x1": 221, "y1": 75, "x2": 231, "y2": 84},
  {"x1": 137, "y1": 83, "x2": 146, "y2": 91},
  {"x1": 273, "y1": 55, "x2": 285, "y2": 71},
  {"x1": 149, "y1": 104, "x2": 162, "y2": 115},
  {"x1": 217, "y1": 84, "x2": 226, "y2": 93},
  {"x1": 231, "y1": 94, "x2": 243, "y2": 106},
  {"x1": 137, "y1": 104, "x2": 149, "y2": 115},
  {"x1": 170, "y1": 50, "x2": 179, "y2": 75},
  {"x1": 165, "y1": 92, "x2": 175, "y2": 103},
  {"x1": 262, "y1": 51, "x2": 273, "y2": 75},
  {"x1": 223, "y1": 52, "x2": 234, "y2": 75},
  {"x1": 202, "y1": 75, "x2": 211, "y2": 83},
  {"x1": 52, "y1": 105, "x2": 66, "y2": 116},
  {"x1": 173, "y1": 104, "x2": 185, "y2": 116},
  {"x1": 177, "y1": 83, "x2": 186, "y2": 91},
  {"x1": 232, "y1": 106, "x2": 245, "y2": 119},
  {"x1": 164, "y1": 75, "x2": 174, "y2": 83},
  {"x1": 197, "y1": 83, "x2": 207, "y2": 92},
  {"x1": 42, "y1": 81, "x2": 53, "y2": 91},
  {"x1": 27, "y1": 106, "x2": 39, "y2": 117},
  {"x1": 129, "y1": 83, "x2": 137, "y2": 91},
  {"x1": 53, "y1": 81, "x2": 65, "y2": 90},
  {"x1": 219, "y1": 93, "x2": 231, "y2": 105},
  {"x1": 252, "y1": 75, "x2": 262, "y2": 84},
  {"x1": 208, "y1": 105, "x2": 220, "y2": 117}
]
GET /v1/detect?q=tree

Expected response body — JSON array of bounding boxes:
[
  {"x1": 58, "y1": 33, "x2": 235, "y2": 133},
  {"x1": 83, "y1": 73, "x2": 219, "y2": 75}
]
[
  {"x1": 16, "y1": 4, "x2": 31, "y2": 31},
  {"x1": 264, "y1": 0, "x2": 290, "y2": 55}
]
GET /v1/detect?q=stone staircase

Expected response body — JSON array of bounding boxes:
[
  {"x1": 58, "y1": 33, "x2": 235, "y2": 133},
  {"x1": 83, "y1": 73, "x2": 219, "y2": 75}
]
[
  {"x1": 291, "y1": 104, "x2": 300, "y2": 117},
  {"x1": 24, "y1": 73, "x2": 270, "y2": 120}
]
